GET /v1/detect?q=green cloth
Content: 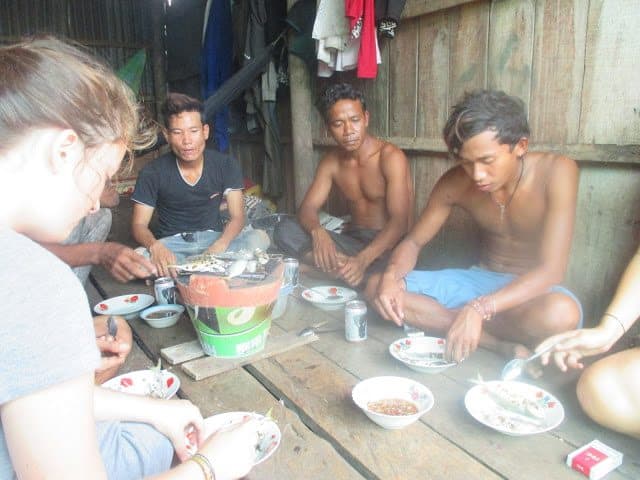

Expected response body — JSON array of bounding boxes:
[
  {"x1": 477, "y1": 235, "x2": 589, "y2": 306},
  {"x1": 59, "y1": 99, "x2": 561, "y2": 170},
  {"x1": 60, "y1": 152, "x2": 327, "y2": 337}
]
[{"x1": 116, "y1": 49, "x2": 147, "y2": 95}]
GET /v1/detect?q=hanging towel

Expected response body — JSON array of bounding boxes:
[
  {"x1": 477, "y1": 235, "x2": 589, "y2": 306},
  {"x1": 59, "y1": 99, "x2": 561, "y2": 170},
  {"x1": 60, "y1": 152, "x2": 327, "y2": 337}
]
[{"x1": 202, "y1": 0, "x2": 233, "y2": 152}]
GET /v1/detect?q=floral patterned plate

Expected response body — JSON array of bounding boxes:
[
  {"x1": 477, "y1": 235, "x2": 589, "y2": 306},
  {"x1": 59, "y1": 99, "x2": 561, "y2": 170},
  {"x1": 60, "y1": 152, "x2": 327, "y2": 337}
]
[
  {"x1": 200, "y1": 412, "x2": 281, "y2": 465},
  {"x1": 93, "y1": 293, "x2": 155, "y2": 318},
  {"x1": 389, "y1": 336, "x2": 457, "y2": 374},
  {"x1": 465, "y1": 380, "x2": 565, "y2": 436},
  {"x1": 301, "y1": 286, "x2": 357, "y2": 311},
  {"x1": 101, "y1": 369, "x2": 180, "y2": 399}
]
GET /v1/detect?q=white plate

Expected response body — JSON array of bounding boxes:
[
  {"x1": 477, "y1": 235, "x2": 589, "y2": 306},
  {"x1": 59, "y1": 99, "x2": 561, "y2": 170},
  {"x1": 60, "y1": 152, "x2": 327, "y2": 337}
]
[
  {"x1": 93, "y1": 293, "x2": 155, "y2": 317},
  {"x1": 389, "y1": 337, "x2": 457, "y2": 374},
  {"x1": 201, "y1": 412, "x2": 281, "y2": 465},
  {"x1": 101, "y1": 369, "x2": 180, "y2": 399},
  {"x1": 301, "y1": 286, "x2": 357, "y2": 311},
  {"x1": 464, "y1": 380, "x2": 564, "y2": 436}
]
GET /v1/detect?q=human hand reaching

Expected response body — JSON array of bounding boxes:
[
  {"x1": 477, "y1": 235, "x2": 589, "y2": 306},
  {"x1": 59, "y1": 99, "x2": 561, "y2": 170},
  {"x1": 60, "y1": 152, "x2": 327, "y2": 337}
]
[
  {"x1": 94, "y1": 315, "x2": 131, "y2": 383},
  {"x1": 445, "y1": 306, "x2": 483, "y2": 363},
  {"x1": 149, "y1": 241, "x2": 177, "y2": 278},
  {"x1": 537, "y1": 325, "x2": 620, "y2": 372},
  {"x1": 311, "y1": 228, "x2": 339, "y2": 273},
  {"x1": 197, "y1": 416, "x2": 260, "y2": 480},
  {"x1": 99, "y1": 242, "x2": 157, "y2": 282}
]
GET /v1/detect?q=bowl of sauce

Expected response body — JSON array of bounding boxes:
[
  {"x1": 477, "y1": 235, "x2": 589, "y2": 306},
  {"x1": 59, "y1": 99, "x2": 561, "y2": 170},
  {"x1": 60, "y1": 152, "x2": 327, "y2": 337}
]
[
  {"x1": 140, "y1": 304, "x2": 185, "y2": 328},
  {"x1": 352, "y1": 376, "x2": 434, "y2": 429}
]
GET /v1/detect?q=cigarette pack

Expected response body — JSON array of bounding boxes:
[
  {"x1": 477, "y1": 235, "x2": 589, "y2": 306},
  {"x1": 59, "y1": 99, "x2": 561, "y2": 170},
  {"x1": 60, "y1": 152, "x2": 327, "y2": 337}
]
[{"x1": 566, "y1": 440, "x2": 623, "y2": 479}]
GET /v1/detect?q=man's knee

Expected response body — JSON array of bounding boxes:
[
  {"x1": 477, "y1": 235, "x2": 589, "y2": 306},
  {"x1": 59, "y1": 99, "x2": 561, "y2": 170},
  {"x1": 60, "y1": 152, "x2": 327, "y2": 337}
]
[{"x1": 543, "y1": 292, "x2": 581, "y2": 331}]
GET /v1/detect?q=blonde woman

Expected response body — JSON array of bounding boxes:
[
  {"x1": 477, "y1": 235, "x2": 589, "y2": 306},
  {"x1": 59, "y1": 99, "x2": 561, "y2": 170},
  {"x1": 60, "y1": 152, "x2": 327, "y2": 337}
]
[{"x1": 0, "y1": 38, "x2": 257, "y2": 479}]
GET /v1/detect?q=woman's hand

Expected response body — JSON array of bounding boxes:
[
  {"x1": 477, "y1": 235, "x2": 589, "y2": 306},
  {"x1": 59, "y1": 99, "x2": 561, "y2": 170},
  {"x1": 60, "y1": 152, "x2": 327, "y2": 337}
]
[
  {"x1": 537, "y1": 325, "x2": 620, "y2": 372},
  {"x1": 198, "y1": 416, "x2": 259, "y2": 480},
  {"x1": 149, "y1": 399, "x2": 204, "y2": 461}
]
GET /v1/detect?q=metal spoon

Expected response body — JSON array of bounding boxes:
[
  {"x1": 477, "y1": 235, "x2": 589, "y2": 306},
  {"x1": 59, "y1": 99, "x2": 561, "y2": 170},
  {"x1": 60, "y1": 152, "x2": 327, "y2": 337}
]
[
  {"x1": 500, "y1": 343, "x2": 557, "y2": 381},
  {"x1": 107, "y1": 316, "x2": 118, "y2": 338}
]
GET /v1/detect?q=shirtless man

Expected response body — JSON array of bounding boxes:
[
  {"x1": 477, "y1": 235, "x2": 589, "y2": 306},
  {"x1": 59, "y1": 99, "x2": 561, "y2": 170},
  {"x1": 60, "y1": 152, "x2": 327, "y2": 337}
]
[
  {"x1": 368, "y1": 89, "x2": 582, "y2": 364},
  {"x1": 273, "y1": 83, "x2": 413, "y2": 287}
]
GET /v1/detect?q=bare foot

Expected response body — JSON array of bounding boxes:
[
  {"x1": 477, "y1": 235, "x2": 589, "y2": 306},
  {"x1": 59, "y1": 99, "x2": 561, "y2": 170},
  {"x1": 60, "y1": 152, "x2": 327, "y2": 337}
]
[
  {"x1": 500, "y1": 342, "x2": 544, "y2": 380},
  {"x1": 481, "y1": 334, "x2": 544, "y2": 380}
]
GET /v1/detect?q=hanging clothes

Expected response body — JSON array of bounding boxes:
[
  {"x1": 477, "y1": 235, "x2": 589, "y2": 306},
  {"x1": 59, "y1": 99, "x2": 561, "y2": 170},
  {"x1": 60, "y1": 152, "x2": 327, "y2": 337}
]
[
  {"x1": 202, "y1": 0, "x2": 233, "y2": 152},
  {"x1": 313, "y1": 0, "x2": 356, "y2": 77},
  {"x1": 345, "y1": 0, "x2": 380, "y2": 79},
  {"x1": 374, "y1": 0, "x2": 407, "y2": 38},
  {"x1": 243, "y1": 0, "x2": 285, "y2": 197}
]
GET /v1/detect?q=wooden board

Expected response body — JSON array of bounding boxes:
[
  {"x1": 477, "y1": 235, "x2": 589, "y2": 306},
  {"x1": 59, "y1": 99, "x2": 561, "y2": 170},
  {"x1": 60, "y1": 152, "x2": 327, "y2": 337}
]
[
  {"x1": 416, "y1": 11, "x2": 450, "y2": 139},
  {"x1": 270, "y1": 295, "x2": 639, "y2": 479},
  {"x1": 579, "y1": 0, "x2": 640, "y2": 144},
  {"x1": 179, "y1": 331, "x2": 319, "y2": 381},
  {"x1": 447, "y1": 1, "x2": 490, "y2": 105},
  {"x1": 389, "y1": 16, "x2": 419, "y2": 137},
  {"x1": 487, "y1": 0, "x2": 534, "y2": 101},
  {"x1": 529, "y1": 0, "x2": 588, "y2": 144},
  {"x1": 249, "y1": 332, "x2": 500, "y2": 478},
  {"x1": 161, "y1": 340, "x2": 204, "y2": 365}
]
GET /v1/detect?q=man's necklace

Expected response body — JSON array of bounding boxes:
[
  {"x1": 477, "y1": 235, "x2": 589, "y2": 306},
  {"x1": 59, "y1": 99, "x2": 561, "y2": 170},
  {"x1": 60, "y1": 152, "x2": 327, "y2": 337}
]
[{"x1": 491, "y1": 156, "x2": 525, "y2": 223}]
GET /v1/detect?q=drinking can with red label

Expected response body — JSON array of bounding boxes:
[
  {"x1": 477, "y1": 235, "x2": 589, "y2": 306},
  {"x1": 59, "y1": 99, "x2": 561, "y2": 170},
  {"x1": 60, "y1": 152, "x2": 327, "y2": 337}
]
[
  {"x1": 345, "y1": 300, "x2": 367, "y2": 342},
  {"x1": 154, "y1": 277, "x2": 177, "y2": 304}
]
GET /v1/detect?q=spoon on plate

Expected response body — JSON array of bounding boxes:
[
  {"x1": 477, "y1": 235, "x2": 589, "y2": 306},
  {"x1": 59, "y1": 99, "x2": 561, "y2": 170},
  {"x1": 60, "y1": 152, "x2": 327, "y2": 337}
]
[{"x1": 500, "y1": 342, "x2": 558, "y2": 381}]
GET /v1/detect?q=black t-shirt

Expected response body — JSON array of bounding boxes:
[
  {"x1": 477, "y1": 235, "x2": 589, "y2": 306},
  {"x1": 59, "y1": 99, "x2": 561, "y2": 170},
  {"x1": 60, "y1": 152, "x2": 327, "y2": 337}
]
[{"x1": 132, "y1": 149, "x2": 244, "y2": 238}]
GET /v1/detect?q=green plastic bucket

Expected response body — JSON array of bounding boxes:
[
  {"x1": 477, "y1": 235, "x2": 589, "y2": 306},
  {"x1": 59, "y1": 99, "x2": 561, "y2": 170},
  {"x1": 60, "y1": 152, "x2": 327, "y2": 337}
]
[
  {"x1": 195, "y1": 318, "x2": 271, "y2": 358},
  {"x1": 185, "y1": 303, "x2": 274, "y2": 335}
]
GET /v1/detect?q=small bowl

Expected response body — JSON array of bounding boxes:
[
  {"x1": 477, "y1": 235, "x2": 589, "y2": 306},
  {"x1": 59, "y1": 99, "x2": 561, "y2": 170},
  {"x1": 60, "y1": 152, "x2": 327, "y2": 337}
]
[
  {"x1": 389, "y1": 336, "x2": 457, "y2": 374},
  {"x1": 140, "y1": 304, "x2": 184, "y2": 328},
  {"x1": 352, "y1": 376, "x2": 434, "y2": 429}
]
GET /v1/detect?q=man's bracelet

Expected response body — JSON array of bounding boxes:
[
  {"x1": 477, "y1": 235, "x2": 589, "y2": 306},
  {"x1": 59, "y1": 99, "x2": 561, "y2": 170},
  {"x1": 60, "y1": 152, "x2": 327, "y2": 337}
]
[
  {"x1": 190, "y1": 453, "x2": 216, "y2": 480},
  {"x1": 467, "y1": 295, "x2": 495, "y2": 321}
]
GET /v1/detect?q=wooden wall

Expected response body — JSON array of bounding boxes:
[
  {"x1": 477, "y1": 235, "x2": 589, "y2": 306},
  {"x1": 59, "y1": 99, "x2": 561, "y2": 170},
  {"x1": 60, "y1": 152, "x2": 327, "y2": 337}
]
[
  {"x1": 302, "y1": 0, "x2": 640, "y2": 325},
  {"x1": 0, "y1": 0, "x2": 159, "y2": 117}
]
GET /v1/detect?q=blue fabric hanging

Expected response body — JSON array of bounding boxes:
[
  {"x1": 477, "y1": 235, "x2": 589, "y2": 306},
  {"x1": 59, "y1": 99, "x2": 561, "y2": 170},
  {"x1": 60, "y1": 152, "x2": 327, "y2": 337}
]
[{"x1": 201, "y1": 0, "x2": 233, "y2": 152}]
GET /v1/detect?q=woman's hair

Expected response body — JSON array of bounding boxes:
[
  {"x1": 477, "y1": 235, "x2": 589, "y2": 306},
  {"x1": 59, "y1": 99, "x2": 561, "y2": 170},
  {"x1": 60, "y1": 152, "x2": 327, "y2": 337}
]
[
  {"x1": 0, "y1": 36, "x2": 156, "y2": 165},
  {"x1": 317, "y1": 83, "x2": 367, "y2": 122},
  {"x1": 161, "y1": 92, "x2": 205, "y2": 128},
  {"x1": 442, "y1": 89, "x2": 530, "y2": 157}
]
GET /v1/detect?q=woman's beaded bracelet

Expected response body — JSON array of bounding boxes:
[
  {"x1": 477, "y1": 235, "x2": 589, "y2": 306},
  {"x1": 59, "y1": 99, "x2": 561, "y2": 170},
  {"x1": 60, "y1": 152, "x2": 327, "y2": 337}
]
[
  {"x1": 603, "y1": 312, "x2": 626, "y2": 335},
  {"x1": 190, "y1": 453, "x2": 216, "y2": 480}
]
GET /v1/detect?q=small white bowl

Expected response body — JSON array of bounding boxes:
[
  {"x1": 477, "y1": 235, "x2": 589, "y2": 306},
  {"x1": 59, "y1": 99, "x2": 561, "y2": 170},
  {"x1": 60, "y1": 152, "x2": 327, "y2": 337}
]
[
  {"x1": 140, "y1": 304, "x2": 184, "y2": 328},
  {"x1": 389, "y1": 336, "x2": 457, "y2": 374},
  {"x1": 352, "y1": 376, "x2": 434, "y2": 429}
]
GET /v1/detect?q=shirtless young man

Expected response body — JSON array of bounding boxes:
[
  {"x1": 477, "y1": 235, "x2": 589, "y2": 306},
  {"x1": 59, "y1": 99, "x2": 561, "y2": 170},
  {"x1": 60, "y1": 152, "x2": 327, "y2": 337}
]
[
  {"x1": 368, "y1": 89, "x2": 582, "y2": 364},
  {"x1": 273, "y1": 83, "x2": 413, "y2": 287}
]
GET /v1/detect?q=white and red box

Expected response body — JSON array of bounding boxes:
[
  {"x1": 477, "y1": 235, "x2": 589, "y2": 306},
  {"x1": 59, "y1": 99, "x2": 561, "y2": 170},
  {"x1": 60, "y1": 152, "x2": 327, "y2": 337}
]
[{"x1": 566, "y1": 440, "x2": 623, "y2": 479}]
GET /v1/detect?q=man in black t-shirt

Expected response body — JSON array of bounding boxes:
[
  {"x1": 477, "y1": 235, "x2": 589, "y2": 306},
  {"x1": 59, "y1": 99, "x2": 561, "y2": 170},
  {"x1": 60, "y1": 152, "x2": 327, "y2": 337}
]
[{"x1": 131, "y1": 93, "x2": 269, "y2": 278}]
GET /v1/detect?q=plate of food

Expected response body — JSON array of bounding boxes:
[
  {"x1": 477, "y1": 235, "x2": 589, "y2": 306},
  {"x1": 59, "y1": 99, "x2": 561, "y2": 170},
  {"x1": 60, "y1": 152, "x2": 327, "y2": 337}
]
[
  {"x1": 301, "y1": 286, "x2": 357, "y2": 311},
  {"x1": 189, "y1": 411, "x2": 281, "y2": 465},
  {"x1": 464, "y1": 380, "x2": 564, "y2": 436},
  {"x1": 389, "y1": 336, "x2": 457, "y2": 374},
  {"x1": 93, "y1": 293, "x2": 155, "y2": 318},
  {"x1": 101, "y1": 368, "x2": 180, "y2": 400}
]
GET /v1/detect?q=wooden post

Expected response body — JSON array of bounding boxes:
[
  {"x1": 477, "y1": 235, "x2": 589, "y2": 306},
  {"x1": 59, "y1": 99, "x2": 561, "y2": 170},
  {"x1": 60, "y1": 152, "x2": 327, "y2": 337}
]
[
  {"x1": 150, "y1": 0, "x2": 167, "y2": 123},
  {"x1": 287, "y1": 0, "x2": 315, "y2": 209}
]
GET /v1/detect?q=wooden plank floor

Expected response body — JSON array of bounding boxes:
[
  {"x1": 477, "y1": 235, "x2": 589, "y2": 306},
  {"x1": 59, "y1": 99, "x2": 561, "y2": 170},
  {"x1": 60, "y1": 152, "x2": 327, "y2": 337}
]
[{"x1": 88, "y1": 198, "x2": 640, "y2": 479}]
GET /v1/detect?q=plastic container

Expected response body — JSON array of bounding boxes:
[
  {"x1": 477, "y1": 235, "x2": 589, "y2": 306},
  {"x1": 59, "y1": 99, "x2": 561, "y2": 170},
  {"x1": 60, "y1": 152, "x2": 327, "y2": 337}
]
[{"x1": 195, "y1": 318, "x2": 272, "y2": 358}]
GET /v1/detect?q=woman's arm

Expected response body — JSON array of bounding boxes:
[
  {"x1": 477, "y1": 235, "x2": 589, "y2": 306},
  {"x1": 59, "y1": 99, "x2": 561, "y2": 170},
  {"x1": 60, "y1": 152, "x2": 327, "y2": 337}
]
[{"x1": 538, "y1": 245, "x2": 640, "y2": 371}]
